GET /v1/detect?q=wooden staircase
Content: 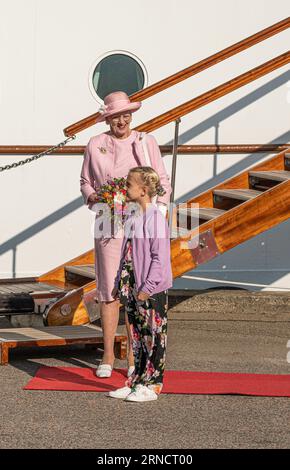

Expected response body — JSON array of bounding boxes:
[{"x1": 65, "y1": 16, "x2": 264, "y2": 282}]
[
  {"x1": 1, "y1": 148, "x2": 289, "y2": 326},
  {"x1": 171, "y1": 149, "x2": 290, "y2": 276}
]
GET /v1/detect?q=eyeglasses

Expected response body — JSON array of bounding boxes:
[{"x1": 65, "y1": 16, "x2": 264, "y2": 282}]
[{"x1": 110, "y1": 113, "x2": 132, "y2": 123}]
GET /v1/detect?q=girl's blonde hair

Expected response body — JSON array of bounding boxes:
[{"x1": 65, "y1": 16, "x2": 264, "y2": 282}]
[{"x1": 128, "y1": 167, "x2": 166, "y2": 197}]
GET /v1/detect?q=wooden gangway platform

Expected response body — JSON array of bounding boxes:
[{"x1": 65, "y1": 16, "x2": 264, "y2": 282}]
[{"x1": 0, "y1": 325, "x2": 127, "y2": 365}]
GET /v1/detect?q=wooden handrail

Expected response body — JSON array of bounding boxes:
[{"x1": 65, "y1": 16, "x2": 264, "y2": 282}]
[
  {"x1": 1, "y1": 144, "x2": 288, "y2": 155},
  {"x1": 63, "y1": 17, "x2": 290, "y2": 136},
  {"x1": 135, "y1": 51, "x2": 290, "y2": 133}
]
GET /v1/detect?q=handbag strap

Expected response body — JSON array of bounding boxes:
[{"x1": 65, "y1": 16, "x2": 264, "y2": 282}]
[
  {"x1": 140, "y1": 132, "x2": 158, "y2": 205},
  {"x1": 140, "y1": 132, "x2": 151, "y2": 167}
]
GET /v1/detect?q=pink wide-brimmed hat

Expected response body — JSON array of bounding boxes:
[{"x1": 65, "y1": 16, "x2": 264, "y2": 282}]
[{"x1": 96, "y1": 91, "x2": 141, "y2": 122}]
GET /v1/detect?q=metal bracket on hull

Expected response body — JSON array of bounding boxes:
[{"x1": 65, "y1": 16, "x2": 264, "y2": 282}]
[
  {"x1": 189, "y1": 229, "x2": 220, "y2": 266},
  {"x1": 82, "y1": 288, "x2": 101, "y2": 322}
]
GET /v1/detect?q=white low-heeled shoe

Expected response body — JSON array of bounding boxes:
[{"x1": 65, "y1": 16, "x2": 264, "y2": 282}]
[
  {"x1": 96, "y1": 364, "x2": 113, "y2": 378},
  {"x1": 125, "y1": 384, "x2": 158, "y2": 402},
  {"x1": 107, "y1": 386, "x2": 132, "y2": 399},
  {"x1": 127, "y1": 366, "x2": 135, "y2": 378}
]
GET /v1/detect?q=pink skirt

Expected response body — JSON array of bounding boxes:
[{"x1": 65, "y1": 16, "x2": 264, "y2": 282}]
[{"x1": 94, "y1": 228, "x2": 124, "y2": 302}]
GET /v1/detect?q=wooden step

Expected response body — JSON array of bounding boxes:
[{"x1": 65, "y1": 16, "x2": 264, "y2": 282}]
[
  {"x1": 65, "y1": 264, "x2": 95, "y2": 279},
  {"x1": 213, "y1": 189, "x2": 262, "y2": 201},
  {"x1": 249, "y1": 170, "x2": 290, "y2": 182},
  {"x1": 0, "y1": 325, "x2": 127, "y2": 365},
  {"x1": 170, "y1": 226, "x2": 191, "y2": 239},
  {"x1": 0, "y1": 281, "x2": 65, "y2": 295},
  {"x1": 0, "y1": 293, "x2": 34, "y2": 314},
  {"x1": 0, "y1": 280, "x2": 69, "y2": 316},
  {"x1": 178, "y1": 206, "x2": 226, "y2": 221},
  {"x1": 213, "y1": 189, "x2": 263, "y2": 211}
]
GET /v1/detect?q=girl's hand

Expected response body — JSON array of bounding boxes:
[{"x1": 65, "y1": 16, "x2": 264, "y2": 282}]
[
  {"x1": 111, "y1": 286, "x2": 119, "y2": 299},
  {"x1": 137, "y1": 291, "x2": 150, "y2": 302}
]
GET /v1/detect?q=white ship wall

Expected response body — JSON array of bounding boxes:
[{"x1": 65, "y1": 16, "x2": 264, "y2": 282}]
[{"x1": 0, "y1": 0, "x2": 290, "y2": 291}]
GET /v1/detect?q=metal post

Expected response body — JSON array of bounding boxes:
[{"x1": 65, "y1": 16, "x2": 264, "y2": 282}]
[{"x1": 169, "y1": 118, "x2": 181, "y2": 237}]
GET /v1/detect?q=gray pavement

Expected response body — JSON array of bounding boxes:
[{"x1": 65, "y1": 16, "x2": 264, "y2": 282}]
[{"x1": 0, "y1": 309, "x2": 289, "y2": 449}]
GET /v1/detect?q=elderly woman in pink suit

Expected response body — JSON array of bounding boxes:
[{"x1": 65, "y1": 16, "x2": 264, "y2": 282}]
[{"x1": 80, "y1": 91, "x2": 171, "y2": 378}]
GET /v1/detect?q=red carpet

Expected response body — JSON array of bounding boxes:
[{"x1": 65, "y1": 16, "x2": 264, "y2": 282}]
[{"x1": 23, "y1": 367, "x2": 290, "y2": 396}]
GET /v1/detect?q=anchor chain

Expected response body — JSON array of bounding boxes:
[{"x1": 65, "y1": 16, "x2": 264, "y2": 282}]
[{"x1": 0, "y1": 135, "x2": 76, "y2": 172}]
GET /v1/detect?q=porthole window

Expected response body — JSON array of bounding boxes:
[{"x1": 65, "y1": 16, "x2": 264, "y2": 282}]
[{"x1": 89, "y1": 50, "x2": 148, "y2": 103}]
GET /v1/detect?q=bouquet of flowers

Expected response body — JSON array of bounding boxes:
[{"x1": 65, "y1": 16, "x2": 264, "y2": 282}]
[{"x1": 95, "y1": 177, "x2": 128, "y2": 227}]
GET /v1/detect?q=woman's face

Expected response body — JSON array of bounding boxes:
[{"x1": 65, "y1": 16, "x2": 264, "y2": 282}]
[{"x1": 106, "y1": 112, "x2": 132, "y2": 139}]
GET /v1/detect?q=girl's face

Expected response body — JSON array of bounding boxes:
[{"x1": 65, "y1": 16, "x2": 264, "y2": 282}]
[{"x1": 126, "y1": 173, "x2": 146, "y2": 202}]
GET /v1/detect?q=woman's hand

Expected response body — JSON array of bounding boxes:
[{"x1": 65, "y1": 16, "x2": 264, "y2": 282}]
[
  {"x1": 111, "y1": 286, "x2": 119, "y2": 299},
  {"x1": 88, "y1": 192, "x2": 99, "y2": 203},
  {"x1": 137, "y1": 291, "x2": 150, "y2": 302}
]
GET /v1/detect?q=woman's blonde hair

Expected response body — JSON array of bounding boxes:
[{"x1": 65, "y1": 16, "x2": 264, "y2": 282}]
[{"x1": 128, "y1": 166, "x2": 166, "y2": 197}]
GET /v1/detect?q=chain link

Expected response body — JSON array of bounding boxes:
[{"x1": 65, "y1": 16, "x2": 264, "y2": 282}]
[{"x1": 0, "y1": 135, "x2": 76, "y2": 172}]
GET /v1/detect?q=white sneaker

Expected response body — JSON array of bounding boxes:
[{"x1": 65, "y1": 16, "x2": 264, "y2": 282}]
[
  {"x1": 107, "y1": 386, "x2": 132, "y2": 399},
  {"x1": 96, "y1": 364, "x2": 112, "y2": 378},
  {"x1": 125, "y1": 385, "x2": 158, "y2": 402},
  {"x1": 127, "y1": 366, "x2": 135, "y2": 377}
]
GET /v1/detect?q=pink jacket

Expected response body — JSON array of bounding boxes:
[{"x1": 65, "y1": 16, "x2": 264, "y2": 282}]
[{"x1": 80, "y1": 131, "x2": 171, "y2": 210}]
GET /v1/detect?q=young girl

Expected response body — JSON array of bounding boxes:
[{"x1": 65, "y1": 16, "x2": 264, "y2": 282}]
[{"x1": 109, "y1": 166, "x2": 173, "y2": 402}]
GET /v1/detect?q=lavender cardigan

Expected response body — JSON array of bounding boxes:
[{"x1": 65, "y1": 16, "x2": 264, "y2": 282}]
[{"x1": 114, "y1": 204, "x2": 173, "y2": 296}]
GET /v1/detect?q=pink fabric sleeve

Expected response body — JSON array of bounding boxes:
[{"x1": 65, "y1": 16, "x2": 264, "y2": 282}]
[
  {"x1": 80, "y1": 139, "x2": 96, "y2": 206},
  {"x1": 148, "y1": 135, "x2": 172, "y2": 205}
]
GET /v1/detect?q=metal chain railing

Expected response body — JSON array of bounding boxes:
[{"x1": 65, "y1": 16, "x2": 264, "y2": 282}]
[{"x1": 0, "y1": 135, "x2": 76, "y2": 172}]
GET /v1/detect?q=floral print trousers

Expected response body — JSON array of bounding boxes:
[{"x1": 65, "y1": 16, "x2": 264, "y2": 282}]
[{"x1": 118, "y1": 239, "x2": 168, "y2": 395}]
